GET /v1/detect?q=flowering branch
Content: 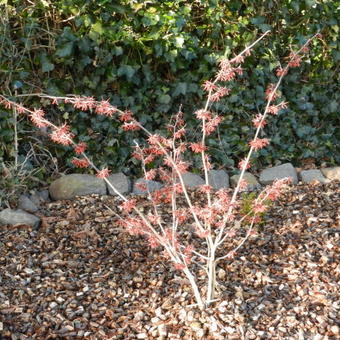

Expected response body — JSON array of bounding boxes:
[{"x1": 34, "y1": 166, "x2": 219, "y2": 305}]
[{"x1": 0, "y1": 31, "x2": 320, "y2": 310}]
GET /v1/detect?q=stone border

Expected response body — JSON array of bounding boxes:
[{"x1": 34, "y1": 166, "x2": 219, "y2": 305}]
[{"x1": 0, "y1": 163, "x2": 339, "y2": 228}]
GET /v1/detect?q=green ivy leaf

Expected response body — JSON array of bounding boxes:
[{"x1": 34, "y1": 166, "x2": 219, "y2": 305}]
[
  {"x1": 12, "y1": 80, "x2": 23, "y2": 89},
  {"x1": 114, "y1": 46, "x2": 123, "y2": 56},
  {"x1": 55, "y1": 42, "x2": 74, "y2": 58},
  {"x1": 40, "y1": 54, "x2": 55, "y2": 72},
  {"x1": 117, "y1": 65, "x2": 136, "y2": 80},
  {"x1": 173, "y1": 82, "x2": 187, "y2": 96},
  {"x1": 91, "y1": 22, "x2": 104, "y2": 35},
  {"x1": 329, "y1": 100, "x2": 338, "y2": 112},
  {"x1": 158, "y1": 94, "x2": 171, "y2": 104},
  {"x1": 175, "y1": 36, "x2": 185, "y2": 48}
]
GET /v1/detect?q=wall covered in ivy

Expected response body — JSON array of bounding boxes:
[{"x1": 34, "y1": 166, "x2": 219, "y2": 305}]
[{"x1": 0, "y1": 0, "x2": 339, "y2": 178}]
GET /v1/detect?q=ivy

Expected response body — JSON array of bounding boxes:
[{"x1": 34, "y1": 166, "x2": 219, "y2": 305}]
[{"x1": 0, "y1": 0, "x2": 339, "y2": 178}]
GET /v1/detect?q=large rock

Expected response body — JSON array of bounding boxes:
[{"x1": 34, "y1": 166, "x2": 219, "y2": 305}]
[
  {"x1": 321, "y1": 167, "x2": 340, "y2": 181},
  {"x1": 259, "y1": 163, "x2": 298, "y2": 185},
  {"x1": 230, "y1": 172, "x2": 261, "y2": 191},
  {"x1": 299, "y1": 169, "x2": 329, "y2": 184},
  {"x1": 49, "y1": 174, "x2": 107, "y2": 200},
  {"x1": 132, "y1": 178, "x2": 163, "y2": 195},
  {"x1": 208, "y1": 170, "x2": 229, "y2": 190},
  {"x1": 0, "y1": 208, "x2": 40, "y2": 229},
  {"x1": 180, "y1": 172, "x2": 205, "y2": 188},
  {"x1": 106, "y1": 173, "x2": 131, "y2": 196}
]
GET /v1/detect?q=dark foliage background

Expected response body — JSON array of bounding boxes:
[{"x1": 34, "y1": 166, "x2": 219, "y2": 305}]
[{"x1": 0, "y1": 0, "x2": 339, "y2": 180}]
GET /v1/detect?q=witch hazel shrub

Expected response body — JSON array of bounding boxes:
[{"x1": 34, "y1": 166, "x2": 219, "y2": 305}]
[{"x1": 0, "y1": 31, "x2": 320, "y2": 309}]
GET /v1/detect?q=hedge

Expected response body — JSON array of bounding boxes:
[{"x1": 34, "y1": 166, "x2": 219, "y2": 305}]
[{"x1": 0, "y1": 0, "x2": 339, "y2": 179}]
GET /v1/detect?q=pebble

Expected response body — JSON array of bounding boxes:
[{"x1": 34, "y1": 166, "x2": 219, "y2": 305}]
[
  {"x1": 56, "y1": 296, "x2": 65, "y2": 304},
  {"x1": 158, "y1": 324, "x2": 168, "y2": 338},
  {"x1": 330, "y1": 325, "x2": 339, "y2": 335},
  {"x1": 49, "y1": 302, "x2": 58, "y2": 309},
  {"x1": 151, "y1": 316, "x2": 160, "y2": 324},
  {"x1": 134, "y1": 311, "x2": 145, "y2": 321},
  {"x1": 190, "y1": 321, "x2": 202, "y2": 330}
]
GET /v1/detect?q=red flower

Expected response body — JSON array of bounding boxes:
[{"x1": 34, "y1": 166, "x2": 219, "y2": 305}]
[
  {"x1": 120, "y1": 199, "x2": 137, "y2": 213},
  {"x1": 145, "y1": 169, "x2": 157, "y2": 180},
  {"x1": 194, "y1": 109, "x2": 211, "y2": 120},
  {"x1": 122, "y1": 121, "x2": 141, "y2": 131},
  {"x1": 71, "y1": 158, "x2": 90, "y2": 168},
  {"x1": 175, "y1": 208, "x2": 189, "y2": 223},
  {"x1": 249, "y1": 138, "x2": 270, "y2": 151},
  {"x1": 253, "y1": 202, "x2": 267, "y2": 213},
  {"x1": 148, "y1": 134, "x2": 162, "y2": 145},
  {"x1": 238, "y1": 159, "x2": 251, "y2": 170},
  {"x1": 148, "y1": 235, "x2": 160, "y2": 249},
  {"x1": 265, "y1": 84, "x2": 280, "y2": 102},
  {"x1": 73, "y1": 142, "x2": 87, "y2": 154},
  {"x1": 210, "y1": 86, "x2": 231, "y2": 102},
  {"x1": 202, "y1": 80, "x2": 217, "y2": 92},
  {"x1": 195, "y1": 228, "x2": 210, "y2": 238},
  {"x1": 144, "y1": 154, "x2": 156, "y2": 164},
  {"x1": 16, "y1": 104, "x2": 26, "y2": 114},
  {"x1": 50, "y1": 124, "x2": 74, "y2": 145},
  {"x1": 174, "y1": 128, "x2": 186, "y2": 139},
  {"x1": 72, "y1": 96, "x2": 96, "y2": 111},
  {"x1": 239, "y1": 179, "x2": 248, "y2": 190},
  {"x1": 148, "y1": 215, "x2": 161, "y2": 225},
  {"x1": 252, "y1": 114, "x2": 267, "y2": 128},
  {"x1": 230, "y1": 55, "x2": 245, "y2": 64},
  {"x1": 29, "y1": 109, "x2": 49, "y2": 128},
  {"x1": 286, "y1": 52, "x2": 302, "y2": 68},
  {"x1": 267, "y1": 105, "x2": 280, "y2": 115},
  {"x1": 276, "y1": 67, "x2": 288, "y2": 77},
  {"x1": 95, "y1": 100, "x2": 117, "y2": 116},
  {"x1": 204, "y1": 115, "x2": 222, "y2": 135},
  {"x1": 119, "y1": 110, "x2": 133, "y2": 122},
  {"x1": 199, "y1": 184, "x2": 212, "y2": 193},
  {"x1": 190, "y1": 143, "x2": 207, "y2": 153},
  {"x1": 135, "y1": 182, "x2": 148, "y2": 192},
  {"x1": 216, "y1": 68, "x2": 236, "y2": 82},
  {"x1": 96, "y1": 168, "x2": 110, "y2": 178},
  {"x1": 1, "y1": 99, "x2": 12, "y2": 109},
  {"x1": 175, "y1": 161, "x2": 189, "y2": 173},
  {"x1": 268, "y1": 101, "x2": 288, "y2": 115},
  {"x1": 301, "y1": 46, "x2": 309, "y2": 53},
  {"x1": 278, "y1": 101, "x2": 288, "y2": 110},
  {"x1": 173, "y1": 262, "x2": 185, "y2": 270}
]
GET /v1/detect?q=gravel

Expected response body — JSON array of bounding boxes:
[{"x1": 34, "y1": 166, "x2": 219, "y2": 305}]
[{"x1": 0, "y1": 181, "x2": 339, "y2": 339}]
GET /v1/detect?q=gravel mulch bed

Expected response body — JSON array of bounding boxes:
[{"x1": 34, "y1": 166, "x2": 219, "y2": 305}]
[{"x1": 0, "y1": 181, "x2": 339, "y2": 339}]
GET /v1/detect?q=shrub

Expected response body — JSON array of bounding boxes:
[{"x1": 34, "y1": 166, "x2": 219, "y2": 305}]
[{"x1": 0, "y1": 32, "x2": 319, "y2": 309}]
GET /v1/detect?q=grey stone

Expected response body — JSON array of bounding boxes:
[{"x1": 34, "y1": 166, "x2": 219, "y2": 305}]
[
  {"x1": 321, "y1": 167, "x2": 340, "y2": 181},
  {"x1": 299, "y1": 169, "x2": 329, "y2": 184},
  {"x1": 208, "y1": 170, "x2": 229, "y2": 190},
  {"x1": 259, "y1": 163, "x2": 298, "y2": 185},
  {"x1": 35, "y1": 190, "x2": 50, "y2": 203},
  {"x1": 106, "y1": 173, "x2": 131, "y2": 196},
  {"x1": 230, "y1": 172, "x2": 261, "y2": 191},
  {"x1": 18, "y1": 195, "x2": 39, "y2": 213},
  {"x1": 132, "y1": 178, "x2": 163, "y2": 195},
  {"x1": 0, "y1": 208, "x2": 40, "y2": 229},
  {"x1": 28, "y1": 190, "x2": 50, "y2": 206},
  {"x1": 49, "y1": 174, "x2": 107, "y2": 200},
  {"x1": 180, "y1": 172, "x2": 205, "y2": 188}
]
